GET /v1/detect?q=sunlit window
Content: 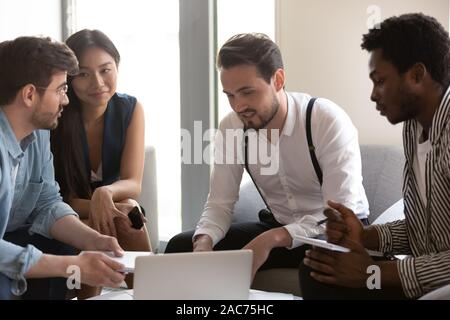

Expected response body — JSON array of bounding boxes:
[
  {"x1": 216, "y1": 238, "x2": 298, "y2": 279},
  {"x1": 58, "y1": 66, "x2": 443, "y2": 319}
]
[
  {"x1": 217, "y1": 0, "x2": 275, "y2": 186},
  {"x1": 217, "y1": 0, "x2": 275, "y2": 122},
  {"x1": 72, "y1": 0, "x2": 181, "y2": 241}
]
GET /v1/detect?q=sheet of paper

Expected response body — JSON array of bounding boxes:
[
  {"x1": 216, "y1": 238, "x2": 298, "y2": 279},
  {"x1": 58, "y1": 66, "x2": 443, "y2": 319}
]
[
  {"x1": 79, "y1": 251, "x2": 154, "y2": 273},
  {"x1": 294, "y1": 235, "x2": 350, "y2": 252},
  {"x1": 105, "y1": 251, "x2": 154, "y2": 272}
]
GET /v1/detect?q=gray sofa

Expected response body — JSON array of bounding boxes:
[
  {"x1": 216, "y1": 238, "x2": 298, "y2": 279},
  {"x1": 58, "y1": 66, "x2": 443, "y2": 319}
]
[{"x1": 232, "y1": 145, "x2": 405, "y2": 296}]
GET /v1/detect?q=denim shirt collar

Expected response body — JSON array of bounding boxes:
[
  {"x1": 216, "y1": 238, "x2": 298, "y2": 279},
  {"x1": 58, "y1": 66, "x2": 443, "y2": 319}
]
[{"x1": 0, "y1": 108, "x2": 36, "y2": 160}]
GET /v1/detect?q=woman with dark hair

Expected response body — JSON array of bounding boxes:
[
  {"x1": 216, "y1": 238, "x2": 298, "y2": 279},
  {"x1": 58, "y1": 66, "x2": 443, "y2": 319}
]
[{"x1": 50, "y1": 29, "x2": 151, "y2": 298}]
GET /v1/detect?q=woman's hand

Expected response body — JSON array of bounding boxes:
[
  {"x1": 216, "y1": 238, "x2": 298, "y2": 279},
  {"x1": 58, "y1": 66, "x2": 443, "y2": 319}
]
[
  {"x1": 115, "y1": 200, "x2": 147, "y2": 235},
  {"x1": 89, "y1": 187, "x2": 129, "y2": 237}
]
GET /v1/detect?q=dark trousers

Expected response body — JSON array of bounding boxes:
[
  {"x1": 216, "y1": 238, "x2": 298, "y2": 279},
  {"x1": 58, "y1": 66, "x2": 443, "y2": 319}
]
[
  {"x1": 165, "y1": 221, "x2": 309, "y2": 270},
  {"x1": 4, "y1": 226, "x2": 76, "y2": 300},
  {"x1": 0, "y1": 273, "x2": 11, "y2": 300},
  {"x1": 299, "y1": 259, "x2": 408, "y2": 300}
]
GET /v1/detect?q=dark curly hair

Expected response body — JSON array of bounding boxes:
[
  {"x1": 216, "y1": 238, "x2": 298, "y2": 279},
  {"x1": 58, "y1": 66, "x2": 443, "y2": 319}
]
[
  {"x1": 217, "y1": 33, "x2": 283, "y2": 84},
  {"x1": 361, "y1": 13, "x2": 450, "y2": 88}
]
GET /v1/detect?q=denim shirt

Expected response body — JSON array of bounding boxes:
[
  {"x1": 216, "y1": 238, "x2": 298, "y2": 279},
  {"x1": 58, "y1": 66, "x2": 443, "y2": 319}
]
[{"x1": 0, "y1": 109, "x2": 77, "y2": 295}]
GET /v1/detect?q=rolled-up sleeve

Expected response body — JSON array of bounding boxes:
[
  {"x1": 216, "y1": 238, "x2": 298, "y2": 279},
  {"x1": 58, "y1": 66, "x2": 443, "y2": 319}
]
[
  {"x1": 193, "y1": 118, "x2": 244, "y2": 246},
  {"x1": 28, "y1": 131, "x2": 77, "y2": 238},
  {"x1": 0, "y1": 240, "x2": 43, "y2": 296},
  {"x1": 194, "y1": 163, "x2": 243, "y2": 245}
]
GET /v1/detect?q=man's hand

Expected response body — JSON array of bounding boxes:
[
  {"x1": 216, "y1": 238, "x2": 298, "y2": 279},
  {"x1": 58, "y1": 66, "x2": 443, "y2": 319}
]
[
  {"x1": 303, "y1": 240, "x2": 375, "y2": 288},
  {"x1": 243, "y1": 227, "x2": 292, "y2": 280},
  {"x1": 71, "y1": 252, "x2": 126, "y2": 288},
  {"x1": 193, "y1": 234, "x2": 213, "y2": 252},
  {"x1": 325, "y1": 200, "x2": 365, "y2": 245}
]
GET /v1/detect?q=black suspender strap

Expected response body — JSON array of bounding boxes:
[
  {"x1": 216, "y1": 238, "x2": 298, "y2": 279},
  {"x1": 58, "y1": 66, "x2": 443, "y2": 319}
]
[
  {"x1": 244, "y1": 135, "x2": 272, "y2": 212},
  {"x1": 306, "y1": 98, "x2": 323, "y2": 186}
]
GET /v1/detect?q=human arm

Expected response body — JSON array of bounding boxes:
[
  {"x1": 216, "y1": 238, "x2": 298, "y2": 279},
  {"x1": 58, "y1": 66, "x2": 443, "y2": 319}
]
[
  {"x1": 193, "y1": 116, "x2": 244, "y2": 250},
  {"x1": 0, "y1": 216, "x2": 125, "y2": 295},
  {"x1": 88, "y1": 101, "x2": 145, "y2": 235},
  {"x1": 24, "y1": 251, "x2": 125, "y2": 288},
  {"x1": 313, "y1": 98, "x2": 369, "y2": 220},
  {"x1": 243, "y1": 227, "x2": 292, "y2": 279},
  {"x1": 304, "y1": 238, "x2": 450, "y2": 298},
  {"x1": 192, "y1": 162, "x2": 244, "y2": 251}
]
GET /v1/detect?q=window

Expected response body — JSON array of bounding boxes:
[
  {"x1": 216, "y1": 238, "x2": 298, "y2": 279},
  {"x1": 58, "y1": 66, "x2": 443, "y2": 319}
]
[
  {"x1": 0, "y1": 0, "x2": 61, "y2": 40},
  {"x1": 216, "y1": 0, "x2": 276, "y2": 122},
  {"x1": 216, "y1": 0, "x2": 275, "y2": 186},
  {"x1": 72, "y1": 0, "x2": 181, "y2": 241}
]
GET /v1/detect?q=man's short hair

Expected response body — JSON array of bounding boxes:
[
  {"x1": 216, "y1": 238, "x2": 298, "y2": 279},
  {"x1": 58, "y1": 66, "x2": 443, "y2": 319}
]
[
  {"x1": 361, "y1": 13, "x2": 450, "y2": 88},
  {"x1": 217, "y1": 33, "x2": 284, "y2": 83},
  {"x1": 0, "y1": 36, "x2": 78, "y2": 105}
]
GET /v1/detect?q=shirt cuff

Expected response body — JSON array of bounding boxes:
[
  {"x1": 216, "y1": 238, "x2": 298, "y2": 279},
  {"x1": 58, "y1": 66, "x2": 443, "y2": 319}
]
[
  {"x1": 193, "y1": 225, "x2": 226, "y2": 247},
  {"x1": 3, "y1": 245, "x2": 43, "y2": 296},
  {"x1": 373, "y1": 224, "x2": 394, "y2": 253}
]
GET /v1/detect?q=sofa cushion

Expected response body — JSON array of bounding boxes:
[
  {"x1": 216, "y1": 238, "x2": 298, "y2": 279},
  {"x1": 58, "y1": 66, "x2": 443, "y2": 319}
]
[{"x1": 360, "y1": 145, "x2": 404, "y2": 222}]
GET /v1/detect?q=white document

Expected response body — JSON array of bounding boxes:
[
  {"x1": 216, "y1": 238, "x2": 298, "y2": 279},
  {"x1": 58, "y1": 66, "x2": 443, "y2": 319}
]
[
  {"x1": 294, "y1": 235, "x2": 350, "y2": 253},
  {"x1": 103, "y1": 251, "x2": 154, "y2": 273}
]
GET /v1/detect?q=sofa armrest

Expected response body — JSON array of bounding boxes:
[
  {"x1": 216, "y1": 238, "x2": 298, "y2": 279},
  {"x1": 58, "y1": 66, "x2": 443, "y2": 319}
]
[{"x1": 137, "y1": 146, "x2": 159, "y2": 252}]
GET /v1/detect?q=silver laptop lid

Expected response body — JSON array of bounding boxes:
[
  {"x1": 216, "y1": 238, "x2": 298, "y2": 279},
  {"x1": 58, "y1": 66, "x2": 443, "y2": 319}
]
[{"x1": 134, "y1": 250, "x2": 253, "y2": 300}]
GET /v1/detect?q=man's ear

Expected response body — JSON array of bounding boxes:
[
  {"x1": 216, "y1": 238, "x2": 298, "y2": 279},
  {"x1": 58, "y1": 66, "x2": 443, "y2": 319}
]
[
  {"x1": 409, "y1": 63, "x2": 427, "y2": 84},
  {"x1": 21, "y1": 84, "x2": 38, "y2": 108},
  {"x1": 273, "y1": 68, "x2": 285, "y2": 91}
]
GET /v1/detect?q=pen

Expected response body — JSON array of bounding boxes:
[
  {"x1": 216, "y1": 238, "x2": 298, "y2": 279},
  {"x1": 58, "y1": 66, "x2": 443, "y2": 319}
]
[{"x1": 316, "y1": 218, "x2": 328, "y2": 226}]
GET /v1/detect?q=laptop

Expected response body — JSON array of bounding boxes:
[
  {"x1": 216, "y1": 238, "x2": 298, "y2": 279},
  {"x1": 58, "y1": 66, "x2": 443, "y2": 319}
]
[{"x1": 133, "y1": 250, "x2": 253, "y2": 300}]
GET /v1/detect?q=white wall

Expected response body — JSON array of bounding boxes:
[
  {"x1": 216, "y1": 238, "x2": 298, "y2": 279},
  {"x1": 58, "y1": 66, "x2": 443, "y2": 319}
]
[
  {"x1": 277, "y1": 0, "x2": 449, "y2": 146},
  {"x1": 0, "y1": 0, "x2": 62, "y2": 41}
]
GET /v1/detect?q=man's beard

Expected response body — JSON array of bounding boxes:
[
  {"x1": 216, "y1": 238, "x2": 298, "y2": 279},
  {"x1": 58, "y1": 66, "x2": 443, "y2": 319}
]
[
  {"x1": 31, "y1": 106, "x2": 62, "y2": 130},
  {"x1": 390, "y1": 85, "x2": 421, "y2": 125},
  {"x1": 243, "y1": 96, "x2": 280, "y2": 131}
]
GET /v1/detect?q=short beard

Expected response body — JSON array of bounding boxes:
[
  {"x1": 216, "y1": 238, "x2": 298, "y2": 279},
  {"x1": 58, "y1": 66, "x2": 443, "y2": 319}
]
[
  {"x1": 391, "y1": 85, "x2": 421, "y2": 124},
  {"x1": 246, "y1": 95, "x2": 280, "y2": 131},
  {"x1": 31, "y1": 107, "x2": 60, "y2": 130}
]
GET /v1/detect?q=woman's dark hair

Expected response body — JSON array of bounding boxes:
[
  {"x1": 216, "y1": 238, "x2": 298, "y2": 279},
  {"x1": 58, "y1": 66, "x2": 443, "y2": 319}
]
[
  {"x1": 51, "y1": 29, "x2": 120, "y2": 200},
  {"x1": 361, "y1": 13, "x2": 450, "y2": 88},
  {"x1": 217, "y1": 33, "x2": 284, "y2": 84}
]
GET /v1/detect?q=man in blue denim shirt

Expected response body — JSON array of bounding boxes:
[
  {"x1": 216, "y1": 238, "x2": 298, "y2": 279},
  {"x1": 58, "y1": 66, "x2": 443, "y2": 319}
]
[{"x1": 0, "y1": 37, "x2": 128, "y2": 300}]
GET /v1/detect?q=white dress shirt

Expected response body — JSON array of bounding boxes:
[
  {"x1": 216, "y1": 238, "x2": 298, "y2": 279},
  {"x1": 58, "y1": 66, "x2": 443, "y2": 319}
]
[{"x1": 194, "y1": 92, "x2": 369, "y2": 248}]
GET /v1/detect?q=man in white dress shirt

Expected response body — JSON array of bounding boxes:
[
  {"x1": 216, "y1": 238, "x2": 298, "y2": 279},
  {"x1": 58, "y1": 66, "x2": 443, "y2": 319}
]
[{"x1": 166, "y1": 33, "x2": 369, "y2": 278}]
